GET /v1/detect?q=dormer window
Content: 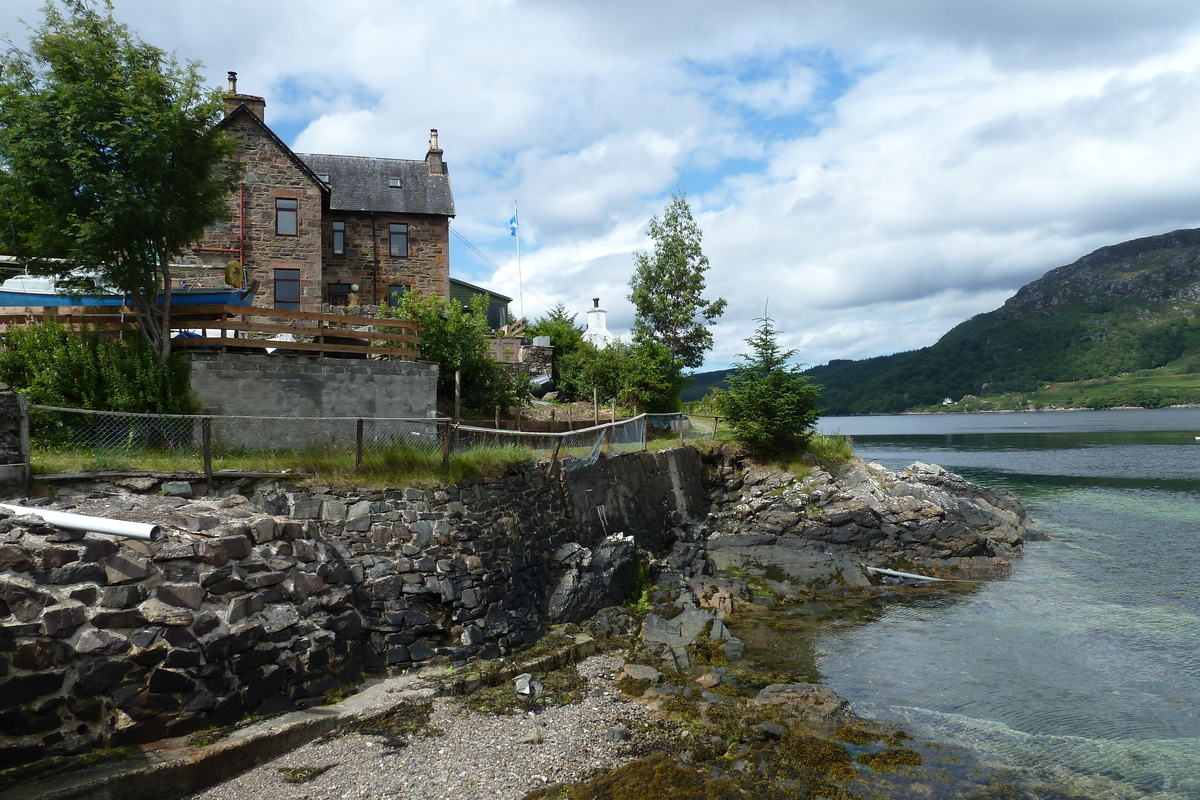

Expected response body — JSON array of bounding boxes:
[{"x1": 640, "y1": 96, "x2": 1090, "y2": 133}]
[{"x1": 388, "y1": 177, "x2": 402, "y2": 188}]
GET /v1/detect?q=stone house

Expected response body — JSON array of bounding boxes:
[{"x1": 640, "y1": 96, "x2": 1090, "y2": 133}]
[{"x1": 184, "y1": 74, "x2": 454, "y2": 311}]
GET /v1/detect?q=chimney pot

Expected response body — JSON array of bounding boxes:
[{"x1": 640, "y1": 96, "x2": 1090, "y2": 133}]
[
  {"x1": 430, "y1": 129, "x2": 440, "y2": 150},
  {"x1": 593, "y1": 298, "x2": 600, "y2": 308},
  {"x1": 227, "y1": 71, "x2": 237, "y2": 93}
]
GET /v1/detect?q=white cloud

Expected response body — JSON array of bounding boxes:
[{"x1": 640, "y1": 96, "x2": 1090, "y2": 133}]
[{"x1": 5, "y1": 0, "x2": 1200, "y2": 370}]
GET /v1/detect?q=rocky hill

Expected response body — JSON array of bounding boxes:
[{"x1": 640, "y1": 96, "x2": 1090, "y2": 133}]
[{"x1": 801, "y1": 227, "x2": 1200, "y2": 414}]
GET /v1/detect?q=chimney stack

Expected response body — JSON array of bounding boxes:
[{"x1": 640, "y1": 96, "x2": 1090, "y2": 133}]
[
  {"x1": 425, "y1": 128, "x2": 445, "y2": 175},
  {"x1": 583, "y1": 298, "x2": 616, "y2": 349},
  {"x1": 223, "y1": 71, "x2": 266, "y2": 121}
]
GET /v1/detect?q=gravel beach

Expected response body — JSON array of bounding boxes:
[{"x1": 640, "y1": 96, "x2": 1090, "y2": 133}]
[{"x1": 188, "y1": 653, "x2": 663, "y2": 800}]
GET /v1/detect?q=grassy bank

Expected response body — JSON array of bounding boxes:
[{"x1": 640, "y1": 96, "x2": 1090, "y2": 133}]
[{"x1": 913, "y1": 361, "x2": 1200, "y2": 413}]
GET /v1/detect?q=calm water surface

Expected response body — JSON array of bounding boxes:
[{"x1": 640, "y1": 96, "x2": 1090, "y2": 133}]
[{"x1": 808, "y1": 408, "x2": 1200, "y2": 799}]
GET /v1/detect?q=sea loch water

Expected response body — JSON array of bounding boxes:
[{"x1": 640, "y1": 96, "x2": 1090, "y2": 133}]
[{"x1": 810, "y1": 408, "x2": 1200, "y2": 799}]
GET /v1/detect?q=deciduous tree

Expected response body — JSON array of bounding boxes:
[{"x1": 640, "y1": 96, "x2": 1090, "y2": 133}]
[
  {"x1": 0, "y1": 0, "x2": 239, "y2": 363},
  {"x1": 628, "y1": 192, "x2": 727, "y2": 371},
  {"x1": 384, "y1": 291, "x2": 526, "y2": 416}
]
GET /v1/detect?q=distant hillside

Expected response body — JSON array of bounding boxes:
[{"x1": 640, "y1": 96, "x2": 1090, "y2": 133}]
[
  {"x1": 802, "y1": 227, "x2": 1200, "y2": 415},
  {"x1": 682, "y1": 368, "x2": 733, "y2": 402}
]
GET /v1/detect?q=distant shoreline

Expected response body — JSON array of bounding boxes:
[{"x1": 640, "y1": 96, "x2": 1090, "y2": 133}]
[{"x1": 824, "y1": 404, "x2": 1200, "y2": 417}]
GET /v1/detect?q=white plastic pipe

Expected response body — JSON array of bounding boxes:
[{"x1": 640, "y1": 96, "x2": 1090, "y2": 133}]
[
  {"x1": 0, "y1": 504, "x2": 161, "y2": 540},
  {"x1": 865, "y1": 565, "x2": 947, "y2": 582}
]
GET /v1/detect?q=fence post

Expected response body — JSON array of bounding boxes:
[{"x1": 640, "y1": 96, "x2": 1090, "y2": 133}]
[
  {"x1": 679, "y1": 413, "x2": 685, "y2": 447},
  {"x1": 17, "y1": 392, "x2": 30, "y2": 495},
  {"x1": 202, "y1": 417, "x2": 213, "y2": 494},
  {"x1": 642, "y1": 416, "x2": 648, "y2": 452},
  {"x1": 593, "y1": 389, "x2": 599, "y2": 425},
  {"x1": 611, "y1": 398, "x2": 616, "y2": 423},
  {"x1": 441, "y1": 421, "x2": 452, "y2": 469},
  {"x1": 355, "y1": 418, "x2": 364, "y2": 470},
  {"x1": 455, "y1": 370, "x2": 461, "y2": 423},
  {"x1": 712, "y1": 416, "x2": 719, "y2": 440}
]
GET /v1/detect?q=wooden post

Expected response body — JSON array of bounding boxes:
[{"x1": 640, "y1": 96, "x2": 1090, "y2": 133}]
[
  {"x1": 566, "y1": 402, "x2": 572, "y2": 430},
  {"x1": 455, "y1": 370, "x2": 461, "y2": 423},
  {"x1": 202, "y1": 417, "x2": 214, "y2": 493},
  {"x1": 611, "y1": 398, "x2": 617, "y2": 424},
  {"x1": 16, "y1": 392, "x2": 30, "y2": 495},
  {"x1": 441, "y1": 421, "x2": 451, "y2": 469},
  {"x1": 593, "y1": 389, "x2": 599, "y2": 425},
  {"x1": 679, "y1": 413, "x2": 685, "y2": 447},
  {"x1": 355, "y1": 418, "x2": 364, "y2": 470},
  {"x1": 548, "y1": 438, "x2": 563, "y2": 479},
  {"x1": 712, "y1": 416, "x2": 719, "y2": 440},
  {"x1": 495, "y1": 405, "x2": 500, "y2": 430},
  {"x1": 642, "y1": 415, "x2": 648, "y2": 452}
]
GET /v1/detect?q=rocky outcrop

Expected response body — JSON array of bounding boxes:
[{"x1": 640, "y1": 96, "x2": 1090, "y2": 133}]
[{"x1": 701, "y1": 449, "x2": 1029, "y2": 586}]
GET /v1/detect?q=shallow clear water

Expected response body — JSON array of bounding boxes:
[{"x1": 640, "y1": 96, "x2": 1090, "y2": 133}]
[{"x1": 809, "y1": 408, "x2": 1200, "y2": 798}]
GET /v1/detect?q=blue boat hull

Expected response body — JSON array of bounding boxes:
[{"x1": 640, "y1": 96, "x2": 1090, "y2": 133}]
[{"x1": 0, "y1": 289, "x2": 255, "y2": 307}]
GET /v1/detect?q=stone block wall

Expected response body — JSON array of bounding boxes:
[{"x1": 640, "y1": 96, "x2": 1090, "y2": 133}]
[
  {"x1": 188, "y1": 354, "x2": 439, "y2": 450},
  {"x1": 0, "y1": 448, "x2": 705, "y2": 768},
  {"x1": 0, "y1": 384, "x2": 29, "y2": 498},
  {"x1": 321, "y1": 212, "x2": 450, "y2": 306},
  {"x1": 184, "y1": 114, "x2": 324, "y2": 311}
]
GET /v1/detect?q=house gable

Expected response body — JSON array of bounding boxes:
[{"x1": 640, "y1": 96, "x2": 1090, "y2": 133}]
[{"x1": 186, "y1": 81, "x2": 454, "y2": 312}]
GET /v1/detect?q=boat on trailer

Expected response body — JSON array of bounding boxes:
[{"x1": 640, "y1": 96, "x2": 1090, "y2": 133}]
[{"x1": 0, "y1": 272, "x2": 254, "y2": 308}]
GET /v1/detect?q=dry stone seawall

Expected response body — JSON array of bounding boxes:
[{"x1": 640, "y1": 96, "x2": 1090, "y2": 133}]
[{"x1": 0, "y1": 449, "x2": 698, "y2": 769}]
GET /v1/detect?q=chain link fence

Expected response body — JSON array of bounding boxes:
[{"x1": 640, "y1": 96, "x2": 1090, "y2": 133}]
[{"x1": 28, "y1": 405, "x2": 718, "y2": 478}]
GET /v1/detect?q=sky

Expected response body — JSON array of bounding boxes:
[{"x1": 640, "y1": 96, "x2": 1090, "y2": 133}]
[{"x1": 5, "y1": 1, "x2": 1200, "y2": 371}]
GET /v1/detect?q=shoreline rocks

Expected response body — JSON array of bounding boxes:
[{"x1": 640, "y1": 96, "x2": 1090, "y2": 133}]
[
  {"x1": 699, "y1": 449, "x2": 1030, "y2": 586},
  {"x1": 0, "y1": 444, "x2": 1034, "y2": 787}
]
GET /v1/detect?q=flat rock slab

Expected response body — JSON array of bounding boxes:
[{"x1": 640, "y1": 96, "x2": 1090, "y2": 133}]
[{"x1": 0, "y1": 670, "x2": 439, "y2": 800}]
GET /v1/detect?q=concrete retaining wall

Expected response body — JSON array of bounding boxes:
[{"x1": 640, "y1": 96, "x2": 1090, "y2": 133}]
[{"x1": 189, "y1": 355, "x2": 439, "y2": 449}]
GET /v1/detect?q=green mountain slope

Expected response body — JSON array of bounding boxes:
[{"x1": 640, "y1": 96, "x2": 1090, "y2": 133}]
[{"x1": 801, "y1": 227, "x2": 1200, "y2": 415}]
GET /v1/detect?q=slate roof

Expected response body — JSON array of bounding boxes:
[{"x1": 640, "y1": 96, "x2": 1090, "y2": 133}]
[{"x1": 298, "y1": 153, "x2": 456, "y2": 217}]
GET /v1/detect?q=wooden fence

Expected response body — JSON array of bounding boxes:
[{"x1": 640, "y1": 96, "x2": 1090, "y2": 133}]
[{"x1": 0, "y1": 304, "x2": 422, "y2": 360}]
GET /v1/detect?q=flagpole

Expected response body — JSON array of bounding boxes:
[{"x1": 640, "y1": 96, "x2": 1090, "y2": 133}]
[{"x1": 513, "y1": 199, "x2": 524, "y2": 321}]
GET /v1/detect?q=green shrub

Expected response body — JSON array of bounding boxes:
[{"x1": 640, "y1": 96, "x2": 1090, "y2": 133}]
[
  {"x1": 0, "y1": 321, "x2": 193, "y2": 414},
  {"x1": 714, "y1": 315, "x2": 821, "y2": 456},
  {"x1": 381, "y1": 292, "x2": 526, "y2": 416}
]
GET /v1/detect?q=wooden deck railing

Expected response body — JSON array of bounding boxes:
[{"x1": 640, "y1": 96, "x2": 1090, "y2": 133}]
[{"x1": 0, "y1": 304, "x2": 422, "y2": 360}]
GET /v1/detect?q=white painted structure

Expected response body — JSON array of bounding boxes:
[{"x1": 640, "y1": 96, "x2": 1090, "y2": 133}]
[{"x1": 582, "y1": 297, "x2": 616, "y2": 349}]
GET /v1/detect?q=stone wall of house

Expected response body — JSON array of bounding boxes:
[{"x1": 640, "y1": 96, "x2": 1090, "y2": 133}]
[
  {"x1": 0, "y1": 384, "x2": 29, "y2": 498},
  {"x1": 188, "y1": 355, "x2": 439, "y2": 450},
  {"x1": 184, "y1": 114, "x2": 325, "y2": 311},
  {"x1": 0, "y1": 448, "x2": 702, "y2": 768},
  {"x1": 321, "y1": 213, "x2": 450, "y2": 306}
]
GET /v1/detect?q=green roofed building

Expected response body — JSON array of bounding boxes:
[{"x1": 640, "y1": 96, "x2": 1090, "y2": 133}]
[{"x1": 449, "y1": 278, "x2": 512, "y2": 330}]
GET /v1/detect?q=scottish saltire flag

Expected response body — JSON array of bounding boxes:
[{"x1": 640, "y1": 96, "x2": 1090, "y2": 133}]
[{"x1": 510, "y1": 214, "x2": 518, "y2": 236}]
